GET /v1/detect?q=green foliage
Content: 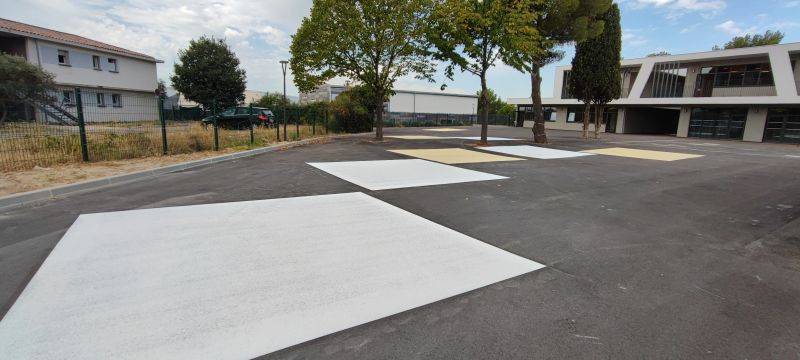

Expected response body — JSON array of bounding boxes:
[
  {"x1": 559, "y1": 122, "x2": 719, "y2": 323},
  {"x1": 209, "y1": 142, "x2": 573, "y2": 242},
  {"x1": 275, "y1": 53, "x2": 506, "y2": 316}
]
[
  {"x1": 0, "y1": 53, "x2": 55, "y2": 124},
  {"x1": 428, "y1": 0, "x2": 540, "y2": 142},
  {"x1": 290, "y1": 0, "x2": 435, "y2": 139},
  {"x1": 589, "y1": 3, "x2": 621, "y2": 106},
  {"x1": 171, "y1": 37, "x2": 246, "y2": 111},
  {"x1": 254, "y1": 92, "x2": 290, "y2": 110},
  {"x1": 476, "y1": 88, "x2": 514, "y2": 116},
  {"x1": 524, "y1": 0, "x2": 610, "y2": 142},
  {"x1": 646, "y1": 51, "x2": 671, "y2": 57},
  {"x1": 328, "y1": 86, "x2": 373, "y2": 133},
  {"x1": 525, "y1": 0, "x2": 611, "y2": 68},
  {"x1": 713, "y1": 30, "x2": 784, "y2": 50},
  {"x1": 569, "y1": 4, "x2": 621, "y2": 106}
]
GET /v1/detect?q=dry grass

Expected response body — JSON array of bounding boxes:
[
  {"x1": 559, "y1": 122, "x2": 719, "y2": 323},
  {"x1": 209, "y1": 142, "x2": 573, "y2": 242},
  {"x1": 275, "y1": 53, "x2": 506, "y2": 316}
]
[{"x1": 0, "y1": 122, "x2": 329, "y2": 171}]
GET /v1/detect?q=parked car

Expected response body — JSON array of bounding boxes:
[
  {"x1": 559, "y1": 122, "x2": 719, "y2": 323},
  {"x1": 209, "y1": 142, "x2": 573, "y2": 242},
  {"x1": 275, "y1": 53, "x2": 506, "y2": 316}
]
[{"x1": 202, "y1": 106, "x2": 275, "y2": 129}]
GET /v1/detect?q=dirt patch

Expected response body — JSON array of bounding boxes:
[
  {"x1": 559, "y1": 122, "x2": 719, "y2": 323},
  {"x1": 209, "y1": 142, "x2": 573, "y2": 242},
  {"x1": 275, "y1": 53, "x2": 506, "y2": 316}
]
[{"x1": 0, "y1": 150, "x2": 239, "y2": 197}]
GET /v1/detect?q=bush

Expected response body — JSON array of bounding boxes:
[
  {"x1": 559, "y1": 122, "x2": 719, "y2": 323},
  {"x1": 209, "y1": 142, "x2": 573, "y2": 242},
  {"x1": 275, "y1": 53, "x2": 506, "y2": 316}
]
[{"x1": 328, "y1": 88, "x2": 373, "y2": 133}]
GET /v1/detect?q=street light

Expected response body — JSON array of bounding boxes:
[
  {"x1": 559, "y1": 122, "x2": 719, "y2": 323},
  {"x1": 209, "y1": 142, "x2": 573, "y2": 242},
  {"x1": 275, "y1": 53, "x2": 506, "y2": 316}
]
[{"x1": 280, "y1": 60, "x2": 289, "y2": 141}]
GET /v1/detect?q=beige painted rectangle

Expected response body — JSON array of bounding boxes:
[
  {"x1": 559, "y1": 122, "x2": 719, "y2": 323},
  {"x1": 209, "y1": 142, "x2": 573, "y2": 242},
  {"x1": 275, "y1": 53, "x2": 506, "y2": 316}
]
[
  {"x1": 389, "y1": 148, "x2": 524, "y2": 164},
  {"x1": 583, "y1": 147, "x2": 704, "y2": 161}
]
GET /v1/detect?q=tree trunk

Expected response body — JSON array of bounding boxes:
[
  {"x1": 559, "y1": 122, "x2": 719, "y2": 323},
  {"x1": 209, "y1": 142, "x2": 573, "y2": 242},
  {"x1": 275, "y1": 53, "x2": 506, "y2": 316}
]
[
  {"x1": 530, "y1": 64, "x2": 547, "y2": 144},
  {"x1": 595, "y1": 104, "x2": 604, "y2": 139},
  {"x1": 0, "y1": 103, "x2": 7, "y2": 127},
  {"x1": 582, "y1": 102, "x2": 591, "y2": 139},
  {"x1": 479, "y1": 74, "x2": 489, "y2": 145},
  {"x1": 375, "y1": 93, "x2": 384, "y2": 141}
]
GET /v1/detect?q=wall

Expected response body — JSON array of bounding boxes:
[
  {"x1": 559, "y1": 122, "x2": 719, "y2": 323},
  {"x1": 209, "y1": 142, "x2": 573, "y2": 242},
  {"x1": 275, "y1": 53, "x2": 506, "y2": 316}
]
[
  {"x1": 389, "y1": 92, "x2": 477, "y2": 115},
  {"x1": 39, "y1": 87, "x2": 159, "y2": 123},
  {"x1": 677, "y1": 107, "x2": 691, "y2": 137},
  {"x1": 32, "y1": 39, "x2": 157, "y2": 92},
  {"x1": 528, "y1": 106, "x2": 606, "y2": 132},
  {"x1": 742, "y1": 107, "x2": 767, "y2": 142}
]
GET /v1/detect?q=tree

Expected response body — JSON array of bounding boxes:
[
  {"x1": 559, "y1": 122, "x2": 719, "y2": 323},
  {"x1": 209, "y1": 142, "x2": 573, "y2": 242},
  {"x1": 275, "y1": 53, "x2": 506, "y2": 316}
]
[
  {"x1": 254, "y1": 92, "x2": 290, "y2": 110},
  {"x1": 520, "y1": 0, "x2": 610, "y2": 143},
  {"x1": 429, "y1": 0, "x2": 540, "y2": 145},
  {"x1": 171, "y1": 37, "x2": 246, "y2": 111},
  {"x1": 290, "y1": 0, "x2": 435, "y2": 141},
  {"x1": 329, "y1": 86, "x2": 373, "y2": 133},
  {"x1": 476, "y1": 89, "x2": 514, "y2": 115},
  {"x1": 713, "y1": 30, "x2": 784, "y2": 50},
  {"x1": 0, "y1": 53, "x2": 55, "y2": 125},
  {"x1": 569, "y1": 4, "x2": 621, "y2": 139},
  {"x1": 588, "y1": 3, "x2": 621, "y2": 139},
  {"x1": 646, "y1": 50, "x2": 671, "y2": 57}
]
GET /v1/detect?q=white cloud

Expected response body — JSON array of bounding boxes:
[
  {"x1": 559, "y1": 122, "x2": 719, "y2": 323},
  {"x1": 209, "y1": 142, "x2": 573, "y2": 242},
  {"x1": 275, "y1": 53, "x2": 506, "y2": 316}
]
[
  {"x1": 714, "y1": 20, "x2": 757, "y2": 36},
  {"x1": 622, "y1": 30, "x2": 649, "y2": 47},
  {"x1": 0, "y1": 0, "x2": 312, "y2": 94},
  {"x1": 622, "y1": 0, "x2": 726, "y2": 18}
]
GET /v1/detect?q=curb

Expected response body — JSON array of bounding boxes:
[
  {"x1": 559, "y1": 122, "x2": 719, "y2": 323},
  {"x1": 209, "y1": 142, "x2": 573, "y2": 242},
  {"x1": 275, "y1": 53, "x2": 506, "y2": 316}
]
[{"x1": 0, "y1": 134, "x2": 364, "y2": 212}]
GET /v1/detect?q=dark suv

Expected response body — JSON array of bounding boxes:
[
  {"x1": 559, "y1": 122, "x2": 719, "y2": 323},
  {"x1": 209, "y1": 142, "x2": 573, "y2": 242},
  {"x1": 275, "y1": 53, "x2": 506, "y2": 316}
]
[{"x1": 202, "y1": 107, "x2": 275, "y2": 129}]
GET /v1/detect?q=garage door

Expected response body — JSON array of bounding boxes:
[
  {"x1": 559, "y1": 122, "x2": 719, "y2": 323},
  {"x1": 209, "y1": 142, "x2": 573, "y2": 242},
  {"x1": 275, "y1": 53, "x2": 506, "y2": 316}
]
[
  {"x1": 688, "y1": 108, "x2": 748, "y2": 140},
  {"x1": 764, "y1": 108, "x2": 800, "y2": 143}
]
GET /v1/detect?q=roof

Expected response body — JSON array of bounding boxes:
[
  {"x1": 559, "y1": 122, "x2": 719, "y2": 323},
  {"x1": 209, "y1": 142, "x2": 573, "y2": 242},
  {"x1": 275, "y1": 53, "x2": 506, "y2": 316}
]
[
  {"x1": 393, "y1": 89, "x2": 478, "y2": 98},
  {"x1": 0, "y1": 17, "x2": 159, "y2": 62}
]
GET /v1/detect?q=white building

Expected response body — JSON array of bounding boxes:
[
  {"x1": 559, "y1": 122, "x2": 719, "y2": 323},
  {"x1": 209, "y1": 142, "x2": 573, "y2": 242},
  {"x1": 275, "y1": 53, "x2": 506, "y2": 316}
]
[
  {"x1": 0, "y1": 17, "x2": 161, "y2": 123},
  {"x1": 510, "y1": 42, "x2": 800, "y2": 143},
  {"x1": 300, "y1": 84, "x2": 478, "y2": 117}
]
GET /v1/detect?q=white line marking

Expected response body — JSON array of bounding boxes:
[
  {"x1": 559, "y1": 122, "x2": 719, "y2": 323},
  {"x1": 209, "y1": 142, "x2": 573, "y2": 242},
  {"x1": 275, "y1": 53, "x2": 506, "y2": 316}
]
[
  {"x1": 482, "y1": 145, "x2": 594, "y2": 159},
  {"x1": 0, "y1": 192, "x2": 544, "y2": 359},
  {"x1": 308, "y1": 159, "x2": 507, "y2": 190}
]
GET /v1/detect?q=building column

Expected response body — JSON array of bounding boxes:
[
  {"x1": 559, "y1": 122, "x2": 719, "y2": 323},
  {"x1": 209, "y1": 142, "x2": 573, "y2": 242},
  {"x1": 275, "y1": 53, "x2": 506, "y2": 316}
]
[
  {"x1": 615, "y1": 108, "x2": 626, "y2": 133},
  {"x1": 742, "y1": 106, "x2": 767, "y2": 142},
  {"x1": 677, "y1": 107, "x2": 691, "y2": 138}
]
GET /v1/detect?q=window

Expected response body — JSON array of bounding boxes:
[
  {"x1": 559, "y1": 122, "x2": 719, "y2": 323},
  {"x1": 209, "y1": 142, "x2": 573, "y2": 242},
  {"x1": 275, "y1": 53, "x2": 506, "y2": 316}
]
[
  {"x1": 57, "y1": 50, "x2": 70, "y2": 65},
  {"x1": 543, "y1": 107, "x2": 557, "y2": 122},
  {"x1": 688, "y1": 107, "x2": 748, "y2": 140},
  {"x1": 62, "y1": 90, "x2": 74, "y2": 105},
  {"x1": 111, "y1": 94, "x2": 122, "y2": 107},
  {"x1": 96, "y1": 93, "x2": 106, "y2": 107},
  {"x1": 92, "y1": 55, "x2": 101, "y2": 70},
  {"x1": 108, "y1": 58, "x2": 118, "y2": 72},
  {"x1": 710, "y1": 63, "x2": 773, "y2": 88},
  {"x1": 567, "y1": 107, "x2": 585, "y2": 123},
  {"x1": 561, "y1": 70, "x2": 574, "y2": 99}
]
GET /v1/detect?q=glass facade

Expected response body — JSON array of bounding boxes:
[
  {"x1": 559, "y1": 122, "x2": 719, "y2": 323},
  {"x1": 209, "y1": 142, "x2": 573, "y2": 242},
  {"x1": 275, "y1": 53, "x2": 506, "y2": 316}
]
[
  {"x1": 516, "y1": 105, "x2": 557, "y2": 123},
  {"x1": 764, "y1": 108, "x2": 800, "y2": 143},
  {"x1": 688, "y1": 108, "x2": 748, "y2": 140}
]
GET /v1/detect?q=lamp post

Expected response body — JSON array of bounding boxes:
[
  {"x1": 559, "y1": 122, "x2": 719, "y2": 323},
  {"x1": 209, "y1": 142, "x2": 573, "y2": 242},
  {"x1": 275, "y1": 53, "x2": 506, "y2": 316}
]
[{"x1": 280, "y1": 60, "x2": 289, "y2": 141}]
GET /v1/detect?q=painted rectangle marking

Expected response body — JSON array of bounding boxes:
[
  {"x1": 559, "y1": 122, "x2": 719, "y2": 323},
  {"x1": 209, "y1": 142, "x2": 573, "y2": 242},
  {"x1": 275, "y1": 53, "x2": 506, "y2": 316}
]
[
  {"x1": 308, "y1": 159, "x2": 507, "y2": 190},
  {"x1": 0, "y1": 192, "x2": 544, "y2": 359}
]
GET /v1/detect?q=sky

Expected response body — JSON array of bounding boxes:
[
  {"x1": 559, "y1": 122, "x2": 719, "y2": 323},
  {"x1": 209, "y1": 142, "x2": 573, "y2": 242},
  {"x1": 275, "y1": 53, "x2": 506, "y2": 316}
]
[{"x1": 2, "y1": 0, "x2": 799, "y2": 100}]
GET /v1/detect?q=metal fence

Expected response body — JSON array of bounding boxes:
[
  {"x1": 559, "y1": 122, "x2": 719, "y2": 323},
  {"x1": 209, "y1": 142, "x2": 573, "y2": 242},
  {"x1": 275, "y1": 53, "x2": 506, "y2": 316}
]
[
  {"x1": 0, "y1": 87, "x2": 336, "y2": 171},
  {"x1": 383, "y1": 112, "x2": 512, "y2": 127}
]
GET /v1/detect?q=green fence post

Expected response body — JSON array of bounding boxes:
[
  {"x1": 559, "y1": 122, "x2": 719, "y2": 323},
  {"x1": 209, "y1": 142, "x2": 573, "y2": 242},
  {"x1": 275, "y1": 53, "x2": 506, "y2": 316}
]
[
  {"x1": 249, "y1": 104, "x2": 254, "y2": 145},
  {"x1": 312, "y1": 109, "x2": 316, "y2": 135},
  {"x1": 295, "y1": 108, "x2": 300, "y2": 139},
  {"x1": 159, "y1": 96, "x2": 168, "y2": 155},
  {"x1": 324, "y1": 108, "x2": 329, "y2": 134},
  {"x1": 283, "y1": 106, "x2": 288, "y2": 142},
  {"x1": 212, "y1": 102, "x2": 219, "y2": 151},
  {"x1": 275, "y1": 109, "x2": 280, "y2": 142},
  {"x1": 75, "y1": 88, "x2": 89, "y2": 162}
]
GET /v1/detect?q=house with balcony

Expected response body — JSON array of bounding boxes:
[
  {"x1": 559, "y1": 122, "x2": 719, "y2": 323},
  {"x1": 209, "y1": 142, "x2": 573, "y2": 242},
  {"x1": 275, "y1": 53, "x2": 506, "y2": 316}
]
[
  {"x1": 510, "y1": 43, "x2": 800, "y2": 143},
  {"x1": 0, "y1": 17, "x2": 161, "y2": 123}
]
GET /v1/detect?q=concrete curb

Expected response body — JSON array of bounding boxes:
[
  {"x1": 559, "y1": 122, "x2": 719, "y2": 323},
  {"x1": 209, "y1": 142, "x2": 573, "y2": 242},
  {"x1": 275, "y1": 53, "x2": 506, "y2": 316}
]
[{"x1": 0, "y1": 134, "x2": 365, "y2": 212}]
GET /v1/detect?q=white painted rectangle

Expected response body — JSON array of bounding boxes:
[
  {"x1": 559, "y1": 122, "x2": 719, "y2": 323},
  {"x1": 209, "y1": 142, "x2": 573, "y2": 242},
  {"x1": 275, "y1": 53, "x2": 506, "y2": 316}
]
[
  {"x1": 0, "y1": 192, "x2": 544, "y2": 359},
  {"x1": 308, "y1": 159, "x2": 507, "y2": 190},
  {"x1": 482, "y1": 145, "x2": 594, "y2": 159}
]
